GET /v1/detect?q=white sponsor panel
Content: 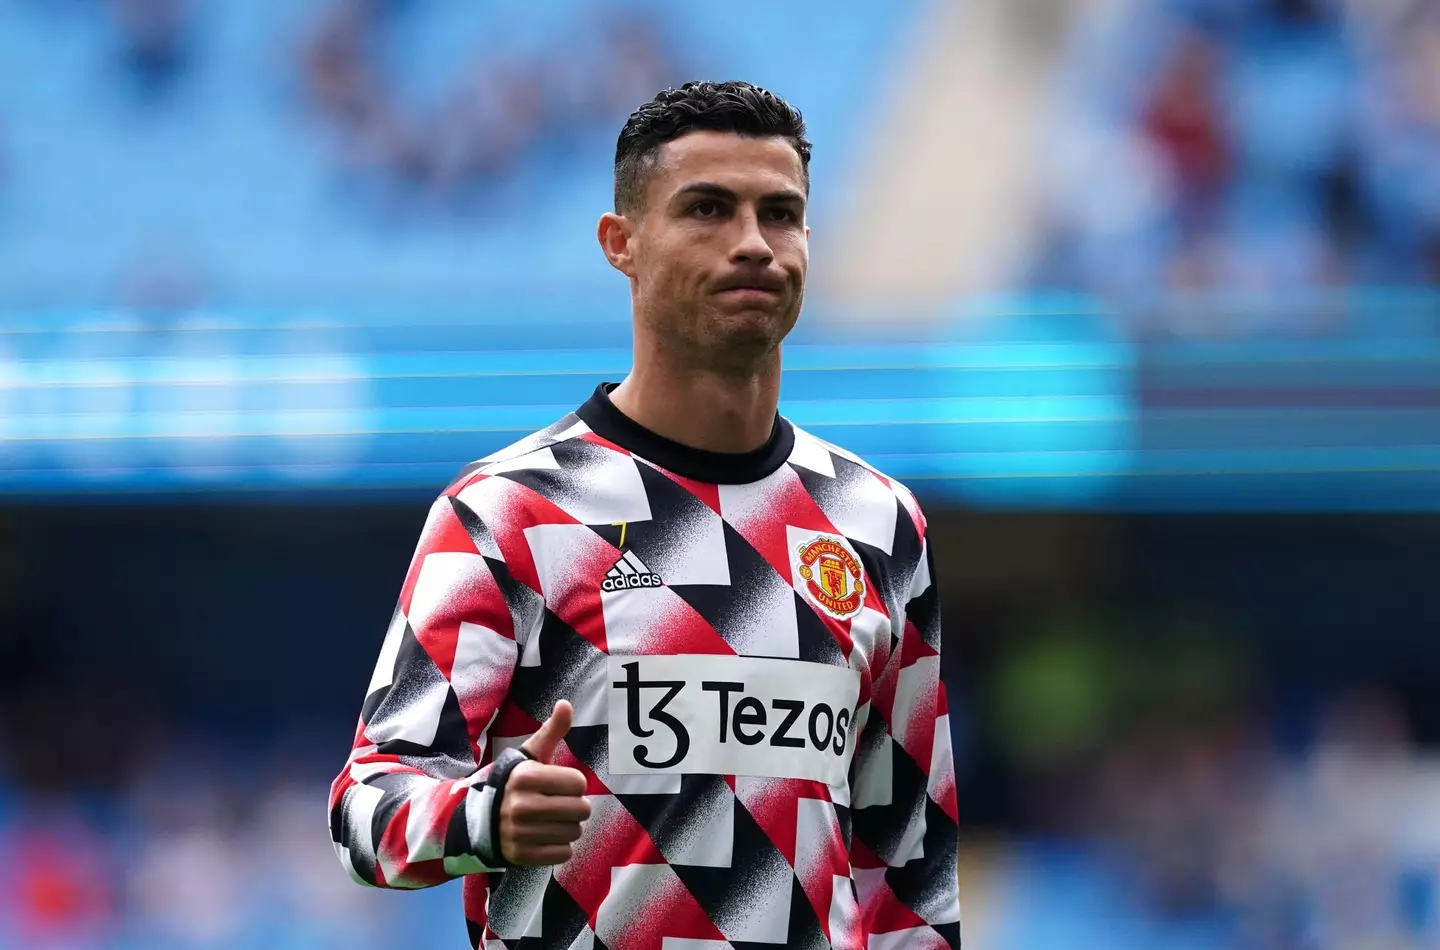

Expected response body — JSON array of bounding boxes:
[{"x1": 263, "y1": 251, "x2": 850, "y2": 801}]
[{"x1": 607, "y1": 655, "x2": 861, "y2": 785}]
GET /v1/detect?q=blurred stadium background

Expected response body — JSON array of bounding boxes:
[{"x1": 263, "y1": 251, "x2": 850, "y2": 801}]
[{"x1": 1, "y1": 0, "x2": 1438, "y2": 947}]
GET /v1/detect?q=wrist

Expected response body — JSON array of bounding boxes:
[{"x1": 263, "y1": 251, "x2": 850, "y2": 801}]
[{"x1": 475, "y1": 746, "x2": 534, "y2": 868}]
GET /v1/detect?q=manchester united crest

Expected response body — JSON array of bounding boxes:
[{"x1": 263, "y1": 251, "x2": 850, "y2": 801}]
[{"x1": 795, "y1": 535, "x2": 865, "y2": 619}]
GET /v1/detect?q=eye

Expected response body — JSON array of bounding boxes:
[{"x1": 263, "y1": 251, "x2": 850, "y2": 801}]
[
  {"x1": 692, "y1": 200, "x2": 721, "y2": 218},
  {"x1": 765, "y1": 207, "x2": 799, "y2": 223}
]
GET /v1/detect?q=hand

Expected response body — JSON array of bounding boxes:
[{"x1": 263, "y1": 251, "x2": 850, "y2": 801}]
[{"x1": 499, "y1": 700, "x2": 591, "y2": 867}]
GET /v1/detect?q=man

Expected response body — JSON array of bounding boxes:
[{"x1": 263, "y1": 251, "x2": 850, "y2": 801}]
[{"x1": 330, "y1": 80, "x2": 961, "y2": 950}]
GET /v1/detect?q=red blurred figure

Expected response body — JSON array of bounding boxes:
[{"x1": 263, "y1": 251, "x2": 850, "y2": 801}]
[
  {"x1": 2, "y1": 818, "x2": 115, "y2": 946},
  {"x1": 1143, "y1": 30, "x2": 1232, "y2": 222}
]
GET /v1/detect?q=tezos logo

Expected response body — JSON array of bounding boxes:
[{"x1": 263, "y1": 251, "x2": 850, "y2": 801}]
[{"x1": 606, "y1": 655, "x2": 861, "y2": 785}]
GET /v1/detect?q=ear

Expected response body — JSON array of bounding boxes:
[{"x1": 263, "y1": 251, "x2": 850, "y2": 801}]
[{"x1": 598, "y1": 212, "x2": 638, "y2": 278}]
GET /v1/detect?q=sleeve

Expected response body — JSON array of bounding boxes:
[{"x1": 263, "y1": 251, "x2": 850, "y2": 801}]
[
  {"x1": 849, "y1": 535, "x2": 962, "y2": 948},
  {"x1": 328, "y1": 491, "x2": 535, "y2": 889}
]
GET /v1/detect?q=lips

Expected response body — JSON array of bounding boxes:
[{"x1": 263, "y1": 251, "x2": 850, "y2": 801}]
[{"x1": 714, "y1": 276, "x2": 785, "y2": 295}]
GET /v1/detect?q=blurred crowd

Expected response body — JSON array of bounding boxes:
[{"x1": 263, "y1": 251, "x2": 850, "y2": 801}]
[
  {"x1": 298, "y1": 1, "x2": 681, "y2": 216},
  {"x1": 978, "y1": 606, "x2": 1439, "y2": 949},
  {"x1": 1037, "y1": 0, "x2": 1440, "y2": 323},
  {"x1": 5, "y1": 0, "x2": 1438, "y2": 316},
  {"x1": 1, "y1": 606, "x2": 1433, "y2": 950},
  {"x1": 0, "y1": 730, "x2": 467, "y2": 950},
  {"x1": 0, "y1": 0, "x2": 684, "y2": 264},
  {"x1": 105, "y1": 0, "x2": 193, "y2": 101},
  {"x1": 103, "y1": 0, "x2": 682, "y2": 217}
]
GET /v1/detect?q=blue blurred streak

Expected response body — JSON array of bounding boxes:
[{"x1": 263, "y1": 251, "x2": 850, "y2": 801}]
[{"x1": 0, "y1": 296, "x2": 1436, "y2": 508}]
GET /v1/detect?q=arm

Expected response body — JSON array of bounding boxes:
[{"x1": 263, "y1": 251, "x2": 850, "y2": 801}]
[
  {"x1": 850, "y1": 538, "x2": 962, "y2": 947},
  {"x1": 328, "y1": 492, "x2": 529, "y2": 888}
]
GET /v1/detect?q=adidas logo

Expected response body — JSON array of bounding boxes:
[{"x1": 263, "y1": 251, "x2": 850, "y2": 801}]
[{"x1": 601, "y1": 550, "x2": 665, "y2": 592}]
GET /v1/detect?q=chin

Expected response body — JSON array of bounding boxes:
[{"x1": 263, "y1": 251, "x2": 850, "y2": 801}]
[
  {"x1": 712, "y1": 306, "x2": 779, "y2": 334},
  {"x1": 700, "y1": 308, "x2": 793, "y2": 361}
]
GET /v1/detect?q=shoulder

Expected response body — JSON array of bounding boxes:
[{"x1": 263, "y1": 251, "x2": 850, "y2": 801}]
[
  {"x1": 787, "y1": 422, "x2": 928, "y2": 541},
  {"x1": 442, "y1": 411, "x2": 592, "y2": 497}
]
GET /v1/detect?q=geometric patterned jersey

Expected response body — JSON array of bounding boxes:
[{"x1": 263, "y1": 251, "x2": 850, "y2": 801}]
[{"x1": 329, "y1": 383, "x2": 962, "y2": 949}]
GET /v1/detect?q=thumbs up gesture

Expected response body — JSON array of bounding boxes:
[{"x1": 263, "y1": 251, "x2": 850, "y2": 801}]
[{"x1": 500, "y1": 700, "x2": 592, "y2": 867}]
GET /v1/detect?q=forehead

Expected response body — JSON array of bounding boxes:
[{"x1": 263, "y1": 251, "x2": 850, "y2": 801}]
[{"x1": 647, "y1": 130, "x2": 806, "y2": 201}]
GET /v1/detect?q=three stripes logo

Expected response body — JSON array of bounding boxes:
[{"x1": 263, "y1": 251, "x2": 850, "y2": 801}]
[{"x1": 601, "y1": 549, "x2": 665, "y2": 592}]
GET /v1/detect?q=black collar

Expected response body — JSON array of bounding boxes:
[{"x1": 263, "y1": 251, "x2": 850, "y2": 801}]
[{"x1": 575, "y1": 382, "x2": 795, "y2": 485}]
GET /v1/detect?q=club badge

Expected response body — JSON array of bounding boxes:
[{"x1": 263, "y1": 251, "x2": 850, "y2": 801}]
[{"x1": 795, "y1": 535, "x2": 865, "y2": 619}]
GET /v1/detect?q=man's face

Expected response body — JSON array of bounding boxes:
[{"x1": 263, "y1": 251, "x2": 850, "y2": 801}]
[{"x1": 625, "y1": 130, "x2": 809, "y2": 372}]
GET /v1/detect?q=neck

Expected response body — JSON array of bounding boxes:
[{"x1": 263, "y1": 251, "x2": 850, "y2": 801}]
[{"x1": 609, "y1": 346, "x2": 782, "y2": 454}]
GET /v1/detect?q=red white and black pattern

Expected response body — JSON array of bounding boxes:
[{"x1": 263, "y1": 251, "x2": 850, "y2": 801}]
[{"x1": 331, "y1": 386, "x2": 961, "y2": 949}]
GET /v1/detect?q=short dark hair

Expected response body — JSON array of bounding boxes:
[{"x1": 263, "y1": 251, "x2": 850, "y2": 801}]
[{"x1": 613, "y1": 80, "x2": 812, "y2": 214}]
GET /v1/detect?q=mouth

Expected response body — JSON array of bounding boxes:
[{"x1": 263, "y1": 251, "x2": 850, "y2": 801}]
[{"x1": 714, "y1": 281, "x2": 784, "y2": 301}]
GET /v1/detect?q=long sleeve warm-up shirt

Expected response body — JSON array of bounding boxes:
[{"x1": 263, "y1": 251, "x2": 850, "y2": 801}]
[{"x1": 330, "y1": 382, "x2": 962, "y2": 950}]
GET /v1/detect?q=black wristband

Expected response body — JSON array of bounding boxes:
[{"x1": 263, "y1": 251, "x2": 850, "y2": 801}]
[{"x1": 479, "y1": 745, "x2": 535, "y2": 869}]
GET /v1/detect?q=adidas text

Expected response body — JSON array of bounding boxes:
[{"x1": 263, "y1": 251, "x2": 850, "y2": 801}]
[{"x1": 602, "y1": 572, "x2": 663, "y2": 592}]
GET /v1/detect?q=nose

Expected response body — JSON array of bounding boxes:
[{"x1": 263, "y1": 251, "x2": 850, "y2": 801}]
[{"x1": 729, "y1": 209, "x2": 774, "y2": 267}]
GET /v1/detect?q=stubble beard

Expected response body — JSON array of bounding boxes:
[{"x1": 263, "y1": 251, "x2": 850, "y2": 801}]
[{"x1": 662, "y1": 293, "x2": 802, "y2": 379}]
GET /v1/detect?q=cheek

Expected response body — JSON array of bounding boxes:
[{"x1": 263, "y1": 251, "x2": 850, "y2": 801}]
[
  {"x1": 650, "y1": 257, "x2": 688, "y2": 296},
  {"x1": 659, "y1": 245, "x2": 709, "y2": 291},
  {"x1": 781, "y1": 236, "x2": 808, "y2": 279},
  {"x1": 638, "y1": 250, "x2": 697, "y2": 308},
  {"x1": 635, "y1": 242, "x2": 670, "y2": 288}
]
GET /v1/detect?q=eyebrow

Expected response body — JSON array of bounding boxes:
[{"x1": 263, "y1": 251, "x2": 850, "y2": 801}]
[{"x1": 672, "y1": 182, "x2": 807, "y2": 206}]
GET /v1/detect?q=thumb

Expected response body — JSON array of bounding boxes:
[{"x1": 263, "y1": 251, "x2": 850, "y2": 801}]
[{"x1": 520, "y1": 699, "x2": 573, "y2": 764}]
